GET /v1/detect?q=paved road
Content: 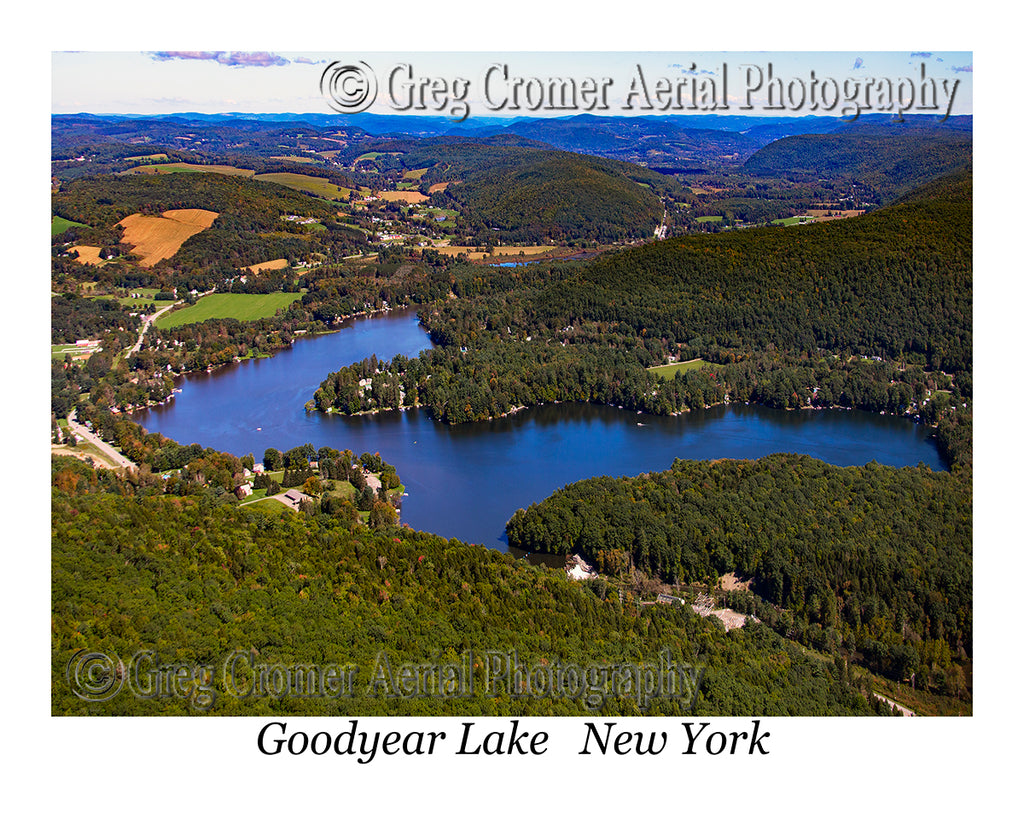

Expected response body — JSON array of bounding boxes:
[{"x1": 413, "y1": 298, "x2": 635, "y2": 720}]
[
  {"x1": 875, "y1": 694, "x2": 916, "y2": 716},
  {"x1": 124, "y1": 300, "x2": 180, "y2": 358},
  {"x1": 66, "y1": 410, "x2": 136, "y2": 471}
]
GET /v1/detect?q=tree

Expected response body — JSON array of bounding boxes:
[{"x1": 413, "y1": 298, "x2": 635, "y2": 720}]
[
  {"x1": 369, "y1": 500, "x2": 398, "y2": 529},
  {"x1": 263, "y1": 447, "x2": 282, "y2": 471}
]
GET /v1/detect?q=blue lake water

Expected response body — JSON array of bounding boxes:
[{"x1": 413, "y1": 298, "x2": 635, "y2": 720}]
[{"x1": 132, "y1": 308, "x2": 946, "y2": 550}]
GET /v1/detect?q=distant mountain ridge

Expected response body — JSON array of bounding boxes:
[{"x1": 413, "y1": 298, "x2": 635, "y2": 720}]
[
  {"x1": 52, "y1": 112, "x2": 972, "y2": 171},
  {"x1": 743, "y1": 126, "x2": 972, "y2": 198}
]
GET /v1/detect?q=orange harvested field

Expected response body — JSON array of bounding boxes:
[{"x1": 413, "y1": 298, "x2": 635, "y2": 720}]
[
  {"x1": 69, "y1": 245, "x2": 104, "y2": 265},
  {"x1": 118, "y1": 209, "x2": 219, "y2": 267},
  {"x1": 428, "y1": 181, "x2": 458, "y2": 193},
  {"x1": 244, "y1": 258, "x2": 289, "y2": 274},
  {"x1": 379, "y1": 190, "x2": 429, "y2": 204},
  {"x1": 434, "y1": 245, "x2": 555, "y2": 260},
  {"x1": 804, "y1": 209, "x2": 865, "y2": 221}
]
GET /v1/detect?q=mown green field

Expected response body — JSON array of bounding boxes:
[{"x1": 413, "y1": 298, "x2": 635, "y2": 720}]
[
  {"x1": 154, "y1": 292, "x2": 302, "y2": 329},
  {"x1": 695, "y1": 215, "x2": 723, "y2": 223},
  {"x1": 254, "y1": 172, "x2": 353, "y2": 200},
  {"x1": 91, "y1": 287, "x2": 177, "y2": 310},
  {"x1": 123, "y1": 162, "x2": 255, "y2": 177},
  {"x1": 52, "y1": 215, "x2": 88, "y2": 235},
  {"x1": 647, "y1": 359, "x2": 722, "y2": 379},
  {"x1": 52, "y1": 343, "x2": 89, "y2": 358}
]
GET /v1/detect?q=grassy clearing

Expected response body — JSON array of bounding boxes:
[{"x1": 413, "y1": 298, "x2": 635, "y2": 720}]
[
  {"x1": 771, "y1": 216, "x2": 814, "y2": 226},
  {"x1": 419, "y1": 207, "x2": 458, "y2": 222},
  {"x1": 402, "y1": 167, "x2": 429, "y2": 180},
  {"x1": 695, "y1": 215, "x2": 723, "y2": 223},
  {"x1": 647, "y1": 359, "x2": 722, "y2": 379},
  {"x1": 355, "y1": 152, "x2": 402, "y2": 162},
  {"x1": 91, "y1": 290, "x2": 177, "y2": 310},
  {"x1": 124, "y1": 162, "x2": 255, "y2": 177},
  {"x1": 239, "y1": 497, "x2": 291, "y2": 516},
  {"x1": 269, "y1": 155, "x2": 318, "y2": 164},
  {"x1": 52, "y1": 343, "x2": 97, "y2": 359},
  {"x1": 254, "y1": 172, "x2": 353, "y2": 200},
  {"x1": 52, "y1": 215, "x2": 88, "y2": 236},
  {"x1": 805, "y1": 209, "x2": 864, "y2": 220},
  {"x1": 122, "y1": 153, "x2": 169, "y2": 162},
  {"x1": 155, "y1": 292, "x2": 302, "y2": 329}
]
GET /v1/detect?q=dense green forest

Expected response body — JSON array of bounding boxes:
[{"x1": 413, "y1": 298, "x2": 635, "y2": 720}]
[
  {"x1": 52, "y1": 455, "x2": 887, "y2": 716},
  {"x1": 313, "y1": 172, "x2": 971, "y2": 459},
  {"x1": 743, "y1": 127, "x2": 972, "y2": 199},
  {"x1": 51, "y1": 292, "x2": 141, "y2": 344},
  {"x1": 390, "y1": 138, "x2": 674, "y2": 243},
  {"x1": 506, "y1": 454, "x2": 971, "y2": 698}
]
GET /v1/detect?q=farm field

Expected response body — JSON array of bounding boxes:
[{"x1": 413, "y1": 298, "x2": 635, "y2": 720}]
[
  {"x1": 647, "y1": 359, "x2": 723, "y2": 378},
  {"x1": 434, "y1": 244, "x2": 555, "y2": 260},
  {"x1": 254, "y1": 172, "x2": 356, "y2": 200},
  {"x1": 355, "y1": 151, "x2": 402, "y2": 162},
  {"x1": 379, "y1": 190, "x2": 429, "y2": 204},
  {"x1": 92, "y1": 287, "x2": 177, "y2": 309},
  {"x1": 123, "y1": 162, "x2": 255, "y2": 177},
  {"x1": 427, "y1": 181, "x2": 458, "y2": 193},
  {"x1": 696, "y1": 215, "x2": 724, "y2": 223},
  {"x1": 804, "y1": 209, "x2": 865, "y2": 221},
  {"x1": 154, "y1": 292, "x2": 302, "y2": 329},
  {"x1": 243, "y1": 258, "x2": 290, "y2": 274},
  {"x1": 118, "y1": 209, "x2": 219, "y2": 267},
  {"x1": 122, "y1": 153, "x2": 169, "y2": 162},
  {"x1": 268, "y1": 155, "x2": 318, "y2": 164},
  {"x1": 52, "y1": 215, "x2": 88, "y2": 235},
  {"x1": 418, "y1": 207, "x2": 458, "y2": 223},
  {"x1": 68, "y1": 245, "x2": 104, "y2": 265}
]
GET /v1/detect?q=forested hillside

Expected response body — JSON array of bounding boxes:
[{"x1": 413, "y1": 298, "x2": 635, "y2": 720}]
[
  {"x1": 400, "y1": 139, "x2": 671, "y2": 243},
  {"x1": 743, "y1": 127, "x2": 972, "y2": 200},
  {"x1": 506, "y1": 454, "x2": 971, "y2": 699},
  {"x1": 313, "y1": 172, "x2": 972, "y2": 442},
  {"x1": 52, "y1": 172, "x2": 362, "y2": 275},
  {"x1": 52, "y1": 455, "x2": 884, "y2": 716}
]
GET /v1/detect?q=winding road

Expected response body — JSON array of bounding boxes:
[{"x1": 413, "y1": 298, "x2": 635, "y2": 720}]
[{"x1": 124, "y1": 300, "x2": 181, "y2": 359}]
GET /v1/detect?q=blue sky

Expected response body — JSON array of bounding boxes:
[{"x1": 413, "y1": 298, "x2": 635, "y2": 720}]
[{"x1": 52, "y1": 51, "x2": 973, "y2": 119}]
